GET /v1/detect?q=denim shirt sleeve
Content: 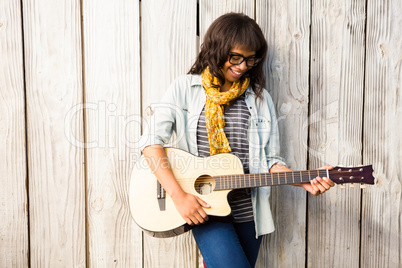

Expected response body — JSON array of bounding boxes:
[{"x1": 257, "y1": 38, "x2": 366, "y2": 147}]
[
  {"x1": 249, "y1": 89, "x2": 287, "y2": 237},
  {"x1": 263, "y1": 91, "x2": 287, "y2": 170},
  {"x1": 138, "y1": 77, "x2": 183, "y2": 152}
]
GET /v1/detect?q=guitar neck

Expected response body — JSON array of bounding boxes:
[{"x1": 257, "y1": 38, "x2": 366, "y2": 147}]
[{"x1": 213, "y1": 169, "x2": 330, "y2": 190}]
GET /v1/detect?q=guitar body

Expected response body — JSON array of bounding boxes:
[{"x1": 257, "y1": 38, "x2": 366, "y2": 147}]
[{"x1": 129, "y1": 148, "x2": 244, "y2": 237}]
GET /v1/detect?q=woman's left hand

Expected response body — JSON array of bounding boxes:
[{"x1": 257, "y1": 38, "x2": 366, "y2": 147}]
[
  {"x1": 300, "y1": 165, "x2": 335, "y2": 196},
  {"x1": 270, "y1": 163, "x2": 336, "y2": 196}
]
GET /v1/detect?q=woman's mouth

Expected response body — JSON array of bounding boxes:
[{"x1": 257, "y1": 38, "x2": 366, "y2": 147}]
[{"x1": 229, "y1": 68, "x2": 242, "y2": 78}]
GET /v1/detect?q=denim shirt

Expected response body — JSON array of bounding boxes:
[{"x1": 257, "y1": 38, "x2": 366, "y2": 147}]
[{"x1": 139, "y1": 74, "x2": 286, "y2": 237}]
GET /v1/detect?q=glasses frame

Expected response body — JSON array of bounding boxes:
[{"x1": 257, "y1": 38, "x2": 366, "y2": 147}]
[{"x1": 228, "y1": 52, "x2": 262, "y2": 67}]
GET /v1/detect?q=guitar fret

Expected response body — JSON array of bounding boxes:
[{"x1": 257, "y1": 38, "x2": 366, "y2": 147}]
[
  {"x1": 231, "y1": 176, "x2": 238, "y2": 188},
  {"x1": 308, "y1": 170, "x2": 311, "y2": 181},
  {"x1": 292, "y1": 171, "x2": 295, "y2": 183},
  {"x1": 285, "y1": 172, "x2": 287, "y2": 184}
]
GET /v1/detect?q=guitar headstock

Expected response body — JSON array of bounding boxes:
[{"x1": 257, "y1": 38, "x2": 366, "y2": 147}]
[{"x1": 331, "y1": 165, "x2": 375, "y2": 186}]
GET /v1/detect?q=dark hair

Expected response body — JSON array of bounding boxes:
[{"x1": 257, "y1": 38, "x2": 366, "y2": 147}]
[{"x1": 188, "y1": 12, "x2": 268, "y2": 99}]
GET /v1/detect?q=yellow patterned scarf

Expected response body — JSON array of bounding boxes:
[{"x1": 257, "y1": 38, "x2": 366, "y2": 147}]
[{"x1": 201, "y1": 67, "x2": 250, "y2": 155}]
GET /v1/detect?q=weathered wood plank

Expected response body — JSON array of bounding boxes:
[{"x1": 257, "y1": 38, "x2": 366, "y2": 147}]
[
  {"x1": 144, "y1": 233, "x2": 198, "y2": 268},
  {"x1": 0, "y1": 0, "x2": 29, "y2": 266},
  {"x1": 255, "y1": 1, "x2": 310, "y2": 267},
  {"x1": 141, "y1": 0, "x2": 198, "y2": 111},
  {"x1": 362, "y1": 0, "x2": 402, "y2": 267},
  {"x1": 140, "y1": 1, "x2": 198, "y2": 267},
  {"x1": 82, "y1": 0, "x2": 142, "y2": 266},
  {"x1": 22, "y1": 0, "x2": 86, "y2": 266},
  {"x1": 307, "y1": 0, "x2": 366, "y2": 267}
]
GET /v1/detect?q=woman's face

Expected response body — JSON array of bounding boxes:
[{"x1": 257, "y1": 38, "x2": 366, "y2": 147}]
[{"x1": 221, "y1": 46, "x2": 256, "y2": 85}]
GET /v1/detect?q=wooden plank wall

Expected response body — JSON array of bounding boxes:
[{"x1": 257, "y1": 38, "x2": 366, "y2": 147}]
[
  {"x1": 256, "y1": 0, "x2": 310, "y2": 266},
  {"x1": 0, "y1": 0, "x2": 401, "y2": 267},
  {"x1": 22, "y1": 0, "x2": 86, "y2": 267},
  {"x1": 0, "y1": 1, "x2": 29, "y2": 267},
  {"x1": 362, "y1": 0, "x2": 402, "y2": 267},
  {"x1": 307, "y1": 1, "x2": 366, "y2": 267},
  {"x1": 82, "y1": 0, "x2": 142, "y2": 267}
]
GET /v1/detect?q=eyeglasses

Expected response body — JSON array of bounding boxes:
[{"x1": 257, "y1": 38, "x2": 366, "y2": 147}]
[{"x1": 228, "y1": 52, "x2": 262, "y2": 67}]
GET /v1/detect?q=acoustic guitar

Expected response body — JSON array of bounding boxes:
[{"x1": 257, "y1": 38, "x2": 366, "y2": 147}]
[{"x1": 129, "y1": 148, "x2": 375, "y2": 238}]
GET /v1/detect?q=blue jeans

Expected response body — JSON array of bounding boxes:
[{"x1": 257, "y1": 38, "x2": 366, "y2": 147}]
[{"x1": 192, "y1": 220, "x2": 262, "y2": 268}]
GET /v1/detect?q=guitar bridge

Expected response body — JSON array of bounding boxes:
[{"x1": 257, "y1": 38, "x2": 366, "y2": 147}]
[{"x1": 157, "y1": 181, "x2": 166, "y2": 211}]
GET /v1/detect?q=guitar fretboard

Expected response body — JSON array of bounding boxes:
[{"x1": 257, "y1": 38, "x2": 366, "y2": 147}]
[{"x1": 213, "y1": 170, "x2": 330, "y2": 190}]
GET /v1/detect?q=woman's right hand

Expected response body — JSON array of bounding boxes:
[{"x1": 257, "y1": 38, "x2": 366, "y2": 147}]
[
  {"x1": 171, "y1": 190, "x2": 210, "y2": 225},
  {"x1": 142, "y1": 145, "x2": 210, "y2": 225}
]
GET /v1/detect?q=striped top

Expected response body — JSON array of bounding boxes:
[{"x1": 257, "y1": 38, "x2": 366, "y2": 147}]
[{"x1": 197, "y1": 93, "x2": 254, "y2": 223}]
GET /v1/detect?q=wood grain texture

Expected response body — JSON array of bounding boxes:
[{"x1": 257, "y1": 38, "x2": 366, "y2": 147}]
[
  {"x1": 82, "y1": 0, "x2": 142, "y2": 267},
  {"x1": 256, "y1": 1, "x2": 310, "y2": 267},
  {"x1": 144, "y1": 233, "x2": 198, "y2": 268},
  {"x1": 308, "y1": 0, "x2": 366, "y2": 267},
  {"x1": 141, "y1": 0, "x2": 198, "y2": 111},
  {"x1": 259, "y1": 0, "x2": 309, "y2": 266},
  {"x1": 140, "y1": 1, "x2": 198, "y2": 267},
  {"x1": 0, "y1": 0, "x2": 29, "y2": 267},
  {"x1": 362, "y1": 0, "x2": 402, "y2": 267},
  {"x1": 22, "y1": 0, "x2": 86, "y2": 266}
]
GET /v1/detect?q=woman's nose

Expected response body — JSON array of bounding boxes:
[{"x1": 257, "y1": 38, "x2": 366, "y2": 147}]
[{"x1": 238, "y1": 60, "x2": 248, "y2": 70}]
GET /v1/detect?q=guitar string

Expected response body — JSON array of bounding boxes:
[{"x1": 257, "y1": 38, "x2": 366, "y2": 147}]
[
  {"x1": 213, "y1": 170, "x2": 358, "y2": 181},
  {"x1": 212, "y1": 171, "x2": 363, "y2": 189},
  {"x1": 174, "y1": 170, "x2": 363, "y2": 189}
]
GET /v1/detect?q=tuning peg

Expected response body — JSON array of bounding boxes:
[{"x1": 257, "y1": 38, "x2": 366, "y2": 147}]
[
  {"x1": 360, "y1": 184, "x2": 366, "y2": 189},
  {"x1": 339, "y1": 184, "x2": 346, "y2": 189},
  {"x1": 349, "y1": 183, "x2": 355, "y2": 188}
]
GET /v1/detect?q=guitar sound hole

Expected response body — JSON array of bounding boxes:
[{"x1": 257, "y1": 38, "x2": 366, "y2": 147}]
[{"x1": 195, "y1": 175, "x2": 216, "y2": 195}]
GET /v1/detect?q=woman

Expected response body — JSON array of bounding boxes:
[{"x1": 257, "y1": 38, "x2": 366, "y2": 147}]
[{"x1": 139, "y1": 13, "x2": 334, "y2": 268}]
